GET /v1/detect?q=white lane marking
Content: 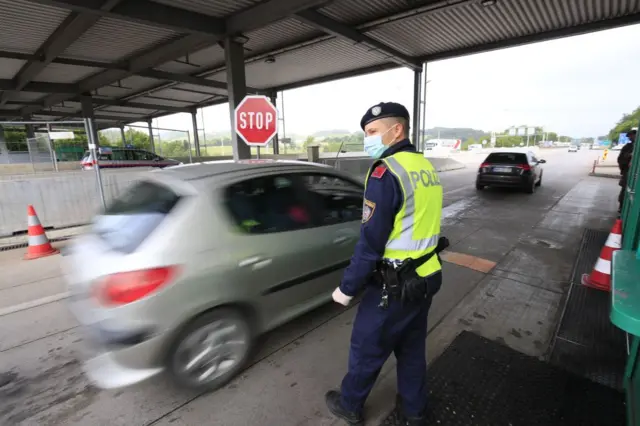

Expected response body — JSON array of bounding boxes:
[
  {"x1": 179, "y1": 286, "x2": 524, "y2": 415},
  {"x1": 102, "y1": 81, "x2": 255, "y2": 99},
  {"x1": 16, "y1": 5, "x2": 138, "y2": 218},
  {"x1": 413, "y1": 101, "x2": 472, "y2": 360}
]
[
  {"x1": 0, "y1": 292, "x2": 69, "y2": 317},
  {"x1": 444, "y1": 186, "x2": 469, "y2": 196}
]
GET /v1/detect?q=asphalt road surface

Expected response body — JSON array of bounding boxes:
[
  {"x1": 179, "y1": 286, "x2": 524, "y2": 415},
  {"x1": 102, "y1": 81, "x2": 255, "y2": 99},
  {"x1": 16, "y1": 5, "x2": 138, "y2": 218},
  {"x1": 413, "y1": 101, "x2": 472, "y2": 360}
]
[{"x1": 0, "y1": 148, "x2": 612, "y2": 426}]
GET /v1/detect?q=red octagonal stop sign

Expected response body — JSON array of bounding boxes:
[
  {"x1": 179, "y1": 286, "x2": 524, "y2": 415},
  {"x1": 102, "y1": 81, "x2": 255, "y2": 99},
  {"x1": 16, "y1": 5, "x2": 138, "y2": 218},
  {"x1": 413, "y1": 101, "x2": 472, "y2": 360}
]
[{"x1": 234, "y1": 95, "x2": 278, "y2": 147}]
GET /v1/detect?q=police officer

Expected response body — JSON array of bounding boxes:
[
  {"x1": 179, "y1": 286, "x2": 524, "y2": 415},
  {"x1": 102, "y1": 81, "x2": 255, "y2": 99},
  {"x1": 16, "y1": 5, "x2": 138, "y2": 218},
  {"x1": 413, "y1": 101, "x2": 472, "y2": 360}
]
[
  {"x1": 326, "y1": 102, "x2": 444, "y2": 426},
  {"x1": 618, "y1": 129, "x2": 636, "y2": 214}
]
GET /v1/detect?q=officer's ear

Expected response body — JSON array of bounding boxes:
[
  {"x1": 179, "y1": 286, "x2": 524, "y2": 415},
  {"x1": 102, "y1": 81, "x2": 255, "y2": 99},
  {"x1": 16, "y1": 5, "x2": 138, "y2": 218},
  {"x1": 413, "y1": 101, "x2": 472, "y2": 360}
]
[{"x1": 396, "y1": 118, "x2": 409, "y2": 139}]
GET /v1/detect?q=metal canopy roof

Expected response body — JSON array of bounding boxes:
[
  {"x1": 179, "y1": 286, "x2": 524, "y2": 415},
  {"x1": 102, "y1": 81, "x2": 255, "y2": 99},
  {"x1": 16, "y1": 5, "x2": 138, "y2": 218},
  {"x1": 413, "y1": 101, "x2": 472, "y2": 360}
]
[{"x1": 1, "y1": 0, "x2": 640, "y2": 128}]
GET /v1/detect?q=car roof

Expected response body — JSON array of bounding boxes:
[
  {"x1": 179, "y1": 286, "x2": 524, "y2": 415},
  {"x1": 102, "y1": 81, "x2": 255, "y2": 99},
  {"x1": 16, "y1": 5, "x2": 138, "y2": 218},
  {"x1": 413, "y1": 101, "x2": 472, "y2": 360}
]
[
  {"x1": 157, "y1": 159, "x2": 335, "y2": 182},
  {"x1": 486, "y1": 151, "x2": 530, "y2": 156}
]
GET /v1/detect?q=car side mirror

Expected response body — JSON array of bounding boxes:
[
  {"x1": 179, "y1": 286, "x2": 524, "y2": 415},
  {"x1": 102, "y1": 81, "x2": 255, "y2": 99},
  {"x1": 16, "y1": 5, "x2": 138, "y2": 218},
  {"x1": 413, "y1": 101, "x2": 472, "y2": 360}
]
[{"x1": 538, "y1": 159, "x2": 546, "y2": 164}]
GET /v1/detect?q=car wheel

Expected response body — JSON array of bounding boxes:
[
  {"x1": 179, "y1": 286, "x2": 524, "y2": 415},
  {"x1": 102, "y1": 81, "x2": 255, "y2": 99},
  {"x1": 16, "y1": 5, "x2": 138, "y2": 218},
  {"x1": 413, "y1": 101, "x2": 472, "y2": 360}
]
[
  {"x1": 476, "y1": 183, "x2": 484, "y2": 190},
  {"x1": 167, "y1": 308, "x2": 253, "y2": 392},
  {"x1": 535, "y1": 172, "x2": 542, "y2": 187},
  {"x1": 525, "y1": 178, "x2": 536, "y2": 194}
]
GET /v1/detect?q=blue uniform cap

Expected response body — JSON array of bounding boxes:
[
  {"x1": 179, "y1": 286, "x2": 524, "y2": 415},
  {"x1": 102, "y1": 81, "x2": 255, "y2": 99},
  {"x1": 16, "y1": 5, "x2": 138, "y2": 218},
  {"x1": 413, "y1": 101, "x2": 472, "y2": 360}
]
[{"x1": 360, "y1": 102, "x2": 410, "y2": 130}]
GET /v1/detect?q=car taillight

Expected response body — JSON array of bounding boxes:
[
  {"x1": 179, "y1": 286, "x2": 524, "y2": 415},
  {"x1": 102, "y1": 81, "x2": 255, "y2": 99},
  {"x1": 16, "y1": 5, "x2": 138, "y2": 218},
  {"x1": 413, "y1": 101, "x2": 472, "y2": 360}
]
[
  {"x1": 517, "y1": 164, "x2": 532, "y2": 171},
  {"x1": 480, "y1": 162, "x2": 490, "y2": 168},
  {"x1": 95, "y1": 266, "x2": 179, "y2": 306}
]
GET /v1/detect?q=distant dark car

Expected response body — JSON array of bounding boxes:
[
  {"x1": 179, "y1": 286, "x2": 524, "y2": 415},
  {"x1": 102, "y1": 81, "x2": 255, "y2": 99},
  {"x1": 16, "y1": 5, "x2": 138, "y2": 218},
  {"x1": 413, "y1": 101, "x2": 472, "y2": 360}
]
[{"x1": 476, "y1": 151, "x2": 545, "y2": 194}]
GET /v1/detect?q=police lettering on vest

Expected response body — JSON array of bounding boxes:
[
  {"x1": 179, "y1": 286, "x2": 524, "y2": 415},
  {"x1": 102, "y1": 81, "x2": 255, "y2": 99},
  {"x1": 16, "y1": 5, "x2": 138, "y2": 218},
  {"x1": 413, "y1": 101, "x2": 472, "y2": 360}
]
[
  {"x1": 365, "y1": 151, "x2": 443, "y2": 278},
  {"x1": 409, "y1": 169, "x2": 441, "y2": 189}
]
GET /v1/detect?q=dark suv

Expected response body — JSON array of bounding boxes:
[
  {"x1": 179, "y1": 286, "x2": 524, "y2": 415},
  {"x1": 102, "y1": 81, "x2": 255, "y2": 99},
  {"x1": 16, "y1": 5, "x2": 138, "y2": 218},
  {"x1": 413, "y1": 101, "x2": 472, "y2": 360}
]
[{"x1": 476, "y1": 151, "x2": 546, "y2": 194}]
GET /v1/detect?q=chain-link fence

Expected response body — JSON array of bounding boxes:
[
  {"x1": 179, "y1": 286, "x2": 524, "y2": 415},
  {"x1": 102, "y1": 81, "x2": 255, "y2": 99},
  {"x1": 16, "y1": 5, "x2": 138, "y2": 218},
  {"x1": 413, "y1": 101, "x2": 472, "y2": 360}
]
[
  {"x1": 26, "y1": 133, "x2": 57, "y2": 173},
  {"x1": 0, "y1": 120, "x2": 112, "y2": 243}
]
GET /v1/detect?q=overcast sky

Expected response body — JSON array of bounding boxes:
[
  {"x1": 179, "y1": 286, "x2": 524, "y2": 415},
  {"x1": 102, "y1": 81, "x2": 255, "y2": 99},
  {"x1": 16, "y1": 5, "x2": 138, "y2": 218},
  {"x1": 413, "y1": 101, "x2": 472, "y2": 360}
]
[{"x1": 142, "y1": 23, "x2": 640, "y2": 139}]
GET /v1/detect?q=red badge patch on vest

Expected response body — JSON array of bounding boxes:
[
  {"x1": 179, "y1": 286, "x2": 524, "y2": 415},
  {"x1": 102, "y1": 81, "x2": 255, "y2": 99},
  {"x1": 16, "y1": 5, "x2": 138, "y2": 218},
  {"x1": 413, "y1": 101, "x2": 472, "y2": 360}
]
[{"x1": 371, "y1": 165, "x2": 387, "y2": 179}]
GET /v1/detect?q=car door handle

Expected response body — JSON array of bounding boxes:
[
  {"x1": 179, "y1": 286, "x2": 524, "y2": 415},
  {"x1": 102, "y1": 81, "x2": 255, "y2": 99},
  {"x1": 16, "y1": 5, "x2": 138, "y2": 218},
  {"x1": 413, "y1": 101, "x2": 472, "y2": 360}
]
[{"x1": 239, "y1": 256, "x2": 272, "y2": 270}]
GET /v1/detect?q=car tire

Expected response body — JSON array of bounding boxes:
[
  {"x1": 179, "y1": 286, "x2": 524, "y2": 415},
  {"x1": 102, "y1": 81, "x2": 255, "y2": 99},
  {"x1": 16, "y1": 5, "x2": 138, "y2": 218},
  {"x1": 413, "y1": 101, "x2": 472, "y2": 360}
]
[
  {"x1": 525, "y1": 178, "x2": 536, "y2": 194},
  {"x1": 476, "y1": 183, "x2": 484, "y2": 190},
  {"x1": 167, "y1": 308, "x2": 253, "y2": 392}
]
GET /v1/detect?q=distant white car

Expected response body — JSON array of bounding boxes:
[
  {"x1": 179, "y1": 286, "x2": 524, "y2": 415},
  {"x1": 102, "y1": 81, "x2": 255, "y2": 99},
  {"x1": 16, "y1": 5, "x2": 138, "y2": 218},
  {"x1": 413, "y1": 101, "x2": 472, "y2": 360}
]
[
  {"x1": 568, "y1": 145, "x2": 578, "y2": 152},
  {"x1": 612, "y1": 144, "x2": 623, "y2": 151}
]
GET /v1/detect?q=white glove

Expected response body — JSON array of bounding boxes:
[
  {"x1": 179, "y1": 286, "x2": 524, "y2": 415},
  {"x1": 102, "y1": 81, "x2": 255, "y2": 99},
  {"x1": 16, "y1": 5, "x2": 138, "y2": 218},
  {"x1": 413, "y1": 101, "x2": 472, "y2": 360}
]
[{"x1": 332, "y1": 287, "x2": 353, "y2": 306}]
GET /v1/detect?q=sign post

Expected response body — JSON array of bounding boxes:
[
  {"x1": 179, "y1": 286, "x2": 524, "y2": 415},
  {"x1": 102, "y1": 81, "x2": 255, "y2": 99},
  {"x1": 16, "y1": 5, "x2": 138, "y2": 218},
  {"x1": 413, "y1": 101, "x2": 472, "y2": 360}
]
[{"x1": 234, "y1": 95, "x2": 278, "y2": 159}]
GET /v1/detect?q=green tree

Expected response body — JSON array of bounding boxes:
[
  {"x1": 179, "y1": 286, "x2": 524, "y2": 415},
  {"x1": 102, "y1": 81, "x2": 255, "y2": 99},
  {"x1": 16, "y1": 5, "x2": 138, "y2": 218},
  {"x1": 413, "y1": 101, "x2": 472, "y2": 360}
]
[
  {"x1": 302, "y1": 136, "x2": 317, "y2": 150},
  {"x1": 123, "y1": 128, "x2": 152, "y2": 150},
  {"x1": 160, "y1": 140, "x2": 190, "y2": 157},
  {"x1": 608, "y1": 106, "x2": 640, "y2": 144}
]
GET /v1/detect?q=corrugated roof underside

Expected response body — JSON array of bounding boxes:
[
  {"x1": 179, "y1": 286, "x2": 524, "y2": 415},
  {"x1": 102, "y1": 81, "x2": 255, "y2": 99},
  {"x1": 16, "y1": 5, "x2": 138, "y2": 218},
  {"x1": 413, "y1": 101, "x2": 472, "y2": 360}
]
[
  {"x1": 243, "y1": 18, "x2": 322, "y2": 53},
  {"x1": 0, "y1": 59, "x2": 27, "y2": 79},
  {"x1": 12, "y1": 92, "x2": 47, "y2": 102},
  {"x1": 134, "y1": 96, "x2": 197, "y2": 108},
  {"x1": 0, "y1": 0, "x2": 70, "y2": 53},
  {"x1": 172, "y1": 83, "x2": 225, "y2": 96},
  {"x1": 367, "y1": 0, "x2": 640, "y2": 57},
  {"x1": 92, "y1": 75, "x2": 164, "y2": 98},
  {"x1": 150, "y1": 0, "x2": 261, "y2": 17},
  {"x1": 320, "y1": 0, "x2": 417, "y2": 25},
  {"x1": 152, "y1": 88, "x2": 214, "y2": 103},
  {"x1": 37, "y1": 63, "x2": 102, "y2": 83},
  {"x1": 206, "y1": 38, "x2": 392, "y2": 89},
  {"x1": 62, "y1": 17, "x2": 181, "y2": 62},
  {"x1": 101, "y1": 105, "x2": 157, "y2": 115},
  {"x1": 156, "y1": 45, "x2": 226, "y2": 74},
  {"x1": 95, "y1": 110, "x2": 147, "y2": 118}
]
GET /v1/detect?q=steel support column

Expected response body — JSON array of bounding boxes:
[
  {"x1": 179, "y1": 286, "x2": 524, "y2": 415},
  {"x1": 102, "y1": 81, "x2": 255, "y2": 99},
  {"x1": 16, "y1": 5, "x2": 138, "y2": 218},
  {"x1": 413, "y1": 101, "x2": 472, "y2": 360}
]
[
  {"x1": 80, "y1": 97, "x2": 99, "y2": 149},
  {"x1": 191, "y1": 110, "x2": 201, "y2": 157},
  {"x1": 81, "y1": 94, "x2": 106, "y2": 208},
  {"x1": 0, "y1": 125, "x2": 7, "y2": 155},
  {"x1": 23, "y1": 116, "x2": 35, "y2": 139},
  {"x1": 224, "y1": 38, "x2": 251, "y2": 161},
  {"x1": 147, "y1": 119, "x2": 155, "y2": 153},
  {"x1": 269, "y1": 92, "x2": 279, "y2": 155},
  {"x1": 412, "y1": 69, "x2": 422, "y2": 144},
  {"x1": 120, "y1": 124, "x2": 126, "y2": 145},
  {"x1": 420, "y1": 63, "x2": 428, "y2": 152}
]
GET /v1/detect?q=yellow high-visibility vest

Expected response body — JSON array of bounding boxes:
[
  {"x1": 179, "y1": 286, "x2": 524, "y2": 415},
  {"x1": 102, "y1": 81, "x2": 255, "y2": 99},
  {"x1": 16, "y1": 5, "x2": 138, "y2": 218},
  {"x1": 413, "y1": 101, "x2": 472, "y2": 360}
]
[{"x1": 365, "y1": 151, "x2": 443, "y2": 277}]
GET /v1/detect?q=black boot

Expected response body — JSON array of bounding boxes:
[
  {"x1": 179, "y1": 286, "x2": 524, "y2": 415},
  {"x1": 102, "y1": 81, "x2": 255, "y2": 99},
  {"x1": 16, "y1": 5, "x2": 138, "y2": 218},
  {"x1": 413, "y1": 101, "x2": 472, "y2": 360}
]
[
  {"x1": 395, "y1": 393, "x2": 427, "y2": 426},
  {"x1": 404, "y1": 416, "x2": 427, "y2": 426},
  {"x1": 325, "y1": 390, "x2": 364, "y2": 425}
]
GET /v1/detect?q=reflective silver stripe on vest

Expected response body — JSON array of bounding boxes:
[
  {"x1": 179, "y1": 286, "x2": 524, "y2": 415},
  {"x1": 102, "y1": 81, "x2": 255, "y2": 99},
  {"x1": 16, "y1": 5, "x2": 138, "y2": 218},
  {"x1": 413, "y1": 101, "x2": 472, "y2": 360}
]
[{"x1": 384, "y1": 156, "x2": 439, "y2": 251}]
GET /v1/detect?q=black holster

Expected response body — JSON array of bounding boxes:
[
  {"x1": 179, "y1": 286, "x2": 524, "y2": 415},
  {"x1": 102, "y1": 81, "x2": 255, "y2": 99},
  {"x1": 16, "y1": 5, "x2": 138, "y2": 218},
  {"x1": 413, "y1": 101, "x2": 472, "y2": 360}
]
[{"x1": 376, "y1": 236, "x2": 450, "y2": 304}]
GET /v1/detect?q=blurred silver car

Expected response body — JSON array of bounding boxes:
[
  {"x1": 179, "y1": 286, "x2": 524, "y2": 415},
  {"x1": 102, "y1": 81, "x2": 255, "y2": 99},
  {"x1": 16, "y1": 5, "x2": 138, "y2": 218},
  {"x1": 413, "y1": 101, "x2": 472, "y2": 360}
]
[{"x1": 63, "y1": 160, "x2": 364, "y2": 392}]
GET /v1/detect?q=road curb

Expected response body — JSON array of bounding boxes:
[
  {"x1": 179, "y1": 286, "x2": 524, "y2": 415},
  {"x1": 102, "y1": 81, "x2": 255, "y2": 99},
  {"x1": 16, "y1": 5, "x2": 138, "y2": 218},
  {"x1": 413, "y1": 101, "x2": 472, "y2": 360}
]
[
  {"x1": 436, "y1": 164, "x2": 466, "y2": 173},
  {"x1": 589, "y1": 172, "x2": 619, "y2": 179}
]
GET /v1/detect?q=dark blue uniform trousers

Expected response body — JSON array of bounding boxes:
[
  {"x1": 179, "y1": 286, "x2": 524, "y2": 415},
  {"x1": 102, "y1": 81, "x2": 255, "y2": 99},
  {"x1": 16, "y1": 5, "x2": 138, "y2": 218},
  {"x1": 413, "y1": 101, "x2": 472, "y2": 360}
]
[{"x1": 340, "y1": 273, "x2": 441, "y2": 417}]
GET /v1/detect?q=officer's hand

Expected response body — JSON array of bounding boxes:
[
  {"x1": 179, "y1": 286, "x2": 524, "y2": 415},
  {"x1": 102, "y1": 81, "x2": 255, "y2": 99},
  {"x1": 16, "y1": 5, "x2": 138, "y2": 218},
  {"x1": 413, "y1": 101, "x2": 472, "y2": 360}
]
[{"x1": 332, "y1": 287, "x2": 353, "y2": 306}]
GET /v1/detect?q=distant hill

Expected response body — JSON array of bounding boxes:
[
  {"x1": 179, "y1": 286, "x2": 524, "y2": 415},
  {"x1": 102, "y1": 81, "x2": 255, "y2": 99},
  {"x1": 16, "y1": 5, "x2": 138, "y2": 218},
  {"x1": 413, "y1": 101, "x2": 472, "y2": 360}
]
[
  {"x1": 422, "y1": 127, "x2": 488, "y2": 141},
  {"x1": 312, "y1": 129, "x2": 351, "y2": 137}
]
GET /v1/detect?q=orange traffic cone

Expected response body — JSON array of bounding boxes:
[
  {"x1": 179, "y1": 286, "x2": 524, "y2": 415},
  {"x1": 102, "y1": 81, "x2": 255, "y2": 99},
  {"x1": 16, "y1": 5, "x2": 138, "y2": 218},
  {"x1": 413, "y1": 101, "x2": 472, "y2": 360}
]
[
  {"x1": 24, "y1": 205, "x2": 59, "y2": 260},
  {"x1": 581, "y1": 219, "x2": 622, "y2": 292}
]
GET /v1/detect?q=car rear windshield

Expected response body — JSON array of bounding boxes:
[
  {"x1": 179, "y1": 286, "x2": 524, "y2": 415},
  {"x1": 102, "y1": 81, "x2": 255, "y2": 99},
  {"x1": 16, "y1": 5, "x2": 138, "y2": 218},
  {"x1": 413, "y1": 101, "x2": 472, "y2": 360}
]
[
  {"x1": 92, "y1": 180, "x2": 182, "y2": 253},
  {"x1": 485, "y1": 153, "x2": 528, "y2": 164}
]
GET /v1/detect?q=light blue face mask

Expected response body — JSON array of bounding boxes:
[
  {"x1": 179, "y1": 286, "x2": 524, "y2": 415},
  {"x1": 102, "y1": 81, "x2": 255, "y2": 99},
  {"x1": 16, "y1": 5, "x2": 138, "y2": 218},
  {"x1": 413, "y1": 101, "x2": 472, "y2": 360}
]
[{"x1": 363, "y1": 125, "x2": 397, "y2": 159}]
